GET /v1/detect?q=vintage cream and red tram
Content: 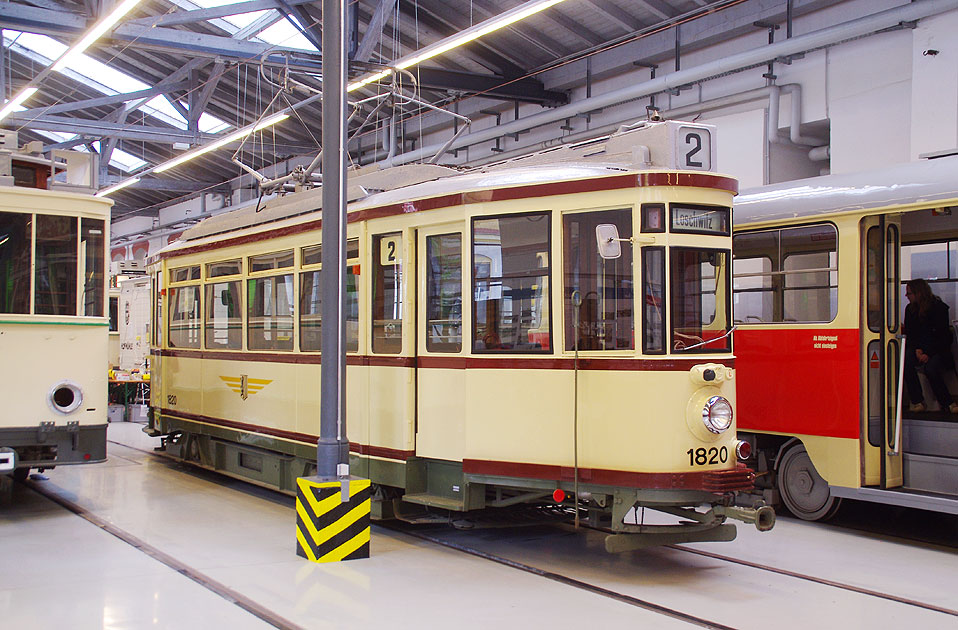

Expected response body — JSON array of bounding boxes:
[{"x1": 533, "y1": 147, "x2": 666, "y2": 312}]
[
  {"x1": 0, "y1": 150, "x2": 111, "y2": 479},
  {"x1": 147, "y1": 120, "x2": 774, "y2": 549},
  {"x1": 733, "y1": 155, "x2": 958, "y2": 520}
]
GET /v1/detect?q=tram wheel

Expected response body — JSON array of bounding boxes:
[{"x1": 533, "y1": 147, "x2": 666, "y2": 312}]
[
  {"x1": 12, "y1": 467, "x2": 29, "y2": 482},
  {"x1": 777, "y1": 444, "x2": 842, "y2": 521}
]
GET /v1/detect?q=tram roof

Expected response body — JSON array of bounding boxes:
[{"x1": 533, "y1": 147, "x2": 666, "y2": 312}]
[
  {"x1": 177, "y1": 161, "x2": 649, "y2": 244},
  {"x1": 735, "y1": 155, "x2": 958, "y2": 226}
]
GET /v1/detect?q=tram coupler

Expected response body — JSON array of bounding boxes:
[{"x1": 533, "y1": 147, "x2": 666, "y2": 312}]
[{"x1": 715, "y1": 503, "x2": 776, "y2": 531}]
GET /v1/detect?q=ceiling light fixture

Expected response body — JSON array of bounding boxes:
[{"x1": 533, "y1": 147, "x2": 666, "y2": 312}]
[
  {"x1": 0, "y1": 87, "x2": 38, "y2": 121},
  {"x1": 52, "y1": 0, "x2": 145, "y2": 71},
  {"x1": 95, "y1": 177, "x2": 140, "y2": 198},
  {"x1": 346, "y1": 0, "x2": 568, "y2": 92},
  {"x1": 0, "y1": 0, "x2": 144, "y2": 122},
  {"x1": 154, "y1": 113, "x2": 290, "y2": 173}
]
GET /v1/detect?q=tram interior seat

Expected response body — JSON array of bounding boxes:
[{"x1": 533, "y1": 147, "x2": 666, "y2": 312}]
[{"x1": 910, "y1": 322, "x2": 958, "y2": 411}]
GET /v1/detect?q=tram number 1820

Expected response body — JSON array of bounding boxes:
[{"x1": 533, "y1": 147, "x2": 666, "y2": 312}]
[{"x1": 687, "y1": 446, "x2": 728, "y2": 466}]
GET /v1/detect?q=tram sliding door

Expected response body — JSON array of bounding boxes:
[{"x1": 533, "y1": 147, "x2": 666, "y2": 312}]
[
  {"x1": 415, "y1": 225, "x2": 467, "y2": 461},
  {"x1": 861, "y1": 215, "x2": 903, "y2": 488}
]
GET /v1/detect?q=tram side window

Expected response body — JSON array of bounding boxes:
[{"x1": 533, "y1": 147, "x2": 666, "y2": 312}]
[
  {"x1": 205, "y1": 281, "x2": 241, "y2": 349},
  {"x1": 642, "y1": 247, "x2": 665, "y2": 353},
  {"x1": 473, "y1": 213, "x2": 551, "y2": 353},
  {"x1": 299, "y1": 240, "x2": 360, "y2": 353},
  {"x1": 733, "y1": 224, "x2": 837, "y2": 323},
  {"x1": 900, "y1": 240, "x2": 958, "y2": 325},
  {"x1": 35, "y1": 214, "x2": 78, "y2": 315},
  {"x1": 248, "y1": 274, "x2": 294, "y2": 351},
  {"x1": 563, "y1": 209, "x2": 633, "y2": 351},
  {"x1": 426, "y1": 234, "x2": 462, "y2": 353},
  {"x1": 168, "y1": 285, "x2": 201, "y2": 348},
  {"x1": 372, "y1": 234, "x2": 403, "y2": 354},
  {"x1": 671, "y1": 248, "x2": 729, "y2": 352},
  {"x1": 0, "y1": 211, "x2": 32, "y2": 314},
  {"x1": 109, "y1": 296, "x2": 118, "y2": 331},
  {"x1": 81, "y1": 218, "x2": 105, "y2": 316}
]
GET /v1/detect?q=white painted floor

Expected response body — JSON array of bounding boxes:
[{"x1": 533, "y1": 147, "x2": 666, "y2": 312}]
[{"x1": 1, "y1": 422, "x2": 955, "y2": 629}]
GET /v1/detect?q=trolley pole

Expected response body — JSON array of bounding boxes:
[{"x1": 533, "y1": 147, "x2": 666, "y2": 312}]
[{"x1": 318, "y1": 0, "x2": 350, "y2": 478}]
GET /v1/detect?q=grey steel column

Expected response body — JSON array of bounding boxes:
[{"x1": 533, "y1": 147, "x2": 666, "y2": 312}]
[{"x1": 317, "y1": 0, "x2": 350, "y2": 477}]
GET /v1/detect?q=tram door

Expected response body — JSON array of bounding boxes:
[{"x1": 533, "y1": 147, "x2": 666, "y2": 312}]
[
  {"x1": 415, "y1": 225, "x2": 467, "y2": 461},
  {"x1": 861, "y1": 215, "x2": 902, "y2": 488}
]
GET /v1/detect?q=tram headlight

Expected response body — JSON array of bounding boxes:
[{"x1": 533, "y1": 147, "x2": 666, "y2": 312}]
[
  {"x1": 702, "y1": 396, "x2": 733, "y2": 434},
  {"x1": 48, "y1": 380, "x2": 83, "y2": 414}
]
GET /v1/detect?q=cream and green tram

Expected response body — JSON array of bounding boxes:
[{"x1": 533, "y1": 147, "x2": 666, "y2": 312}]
[
  {"x1": 0, "y1": 179, "x2": 111, "y2": 479},
  {"x1": 148, "y1": 120, "x2": 774, "y2": 549},
  {"x1": 733, "y1": 155, "x2": 958, "y2": 520}
]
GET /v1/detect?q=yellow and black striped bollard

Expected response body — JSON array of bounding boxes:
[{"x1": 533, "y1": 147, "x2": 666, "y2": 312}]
[{"x1": 295, "y1": 476, "x2": 371, "y2": 563}]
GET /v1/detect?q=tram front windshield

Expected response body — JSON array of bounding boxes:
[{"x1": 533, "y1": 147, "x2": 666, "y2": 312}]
[{"x1": 670, "y1": 248, "x2": 730, "y2": 352}]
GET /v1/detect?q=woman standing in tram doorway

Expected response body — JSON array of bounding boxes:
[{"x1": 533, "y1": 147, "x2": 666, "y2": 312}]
[{"x1": 903, "y1": 278, "x2": 958, "y2": 413}]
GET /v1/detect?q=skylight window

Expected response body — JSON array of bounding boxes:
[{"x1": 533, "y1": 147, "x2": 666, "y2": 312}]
[
  {"x1": 32, "y1": 129, "x2": 148, "y2": 173},
  {"x1": 2, "y1": 30, "x2": 231, "y2": 134},
  {"x1": 169, "y1": 0, "x2": 318, "y2": 51}
]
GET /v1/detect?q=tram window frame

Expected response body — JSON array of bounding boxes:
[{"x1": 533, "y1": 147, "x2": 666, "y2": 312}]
[
  {"x1": 886, "y1": 224, "x2": 899, "y2": 333},
  {"x1": 641, "y1": 247, "x2": 666, "y2": 355},
  {"x1": 109, "y1": 295, "x2": 119, "y2": 332},
  {"x1": 669, "y1": 247, "x2": 730, "y2": 353},
  {"x1": 249, "y1": 250, "x2": 293, "y2": 273},
  {"x1": 247, "y1": 273, "x2": 294, "y2": 351},
  {"x1": 563, "y1": 208, "x2": 634, "y2": 352},
  {"x1": 80, "y1": 218, "x2": 105, "y2": 317},
  {"x1": 0, "y1": 210, "x2": 32, "y2": 314},
  {"x1": 425, "y1": 232, "x2": 463, "y2": 353},
  {"x1": 471, "y1": 212, "x2": 553, "y2": 354},
  {"x1": 168, "y1": 284, "x2": 201, "y2": 349},
  {"x1": 900, "y1": 238, "x2": 958, "y2": 343},
  {"x1": 641, "y1": 204, "x2": 665, "y2": 233},
  {"x1": 35, "y1": 213, "x2": 78, "y2": 316},
  {"x1": 371, "y1": 233, "x2": 404, "y2": 354},
  {"x1": 170, "y1": 265, "x2": 200, "y2": 283},
  {"x1": 733, "y1": 223, "x2": 838, "y2": 324},
  {"x1": 207, "y1": 259, "x2": 242, "y2": 278},
  {"x1": 205, "y1": 280, "x2": 242, "y2": 350},
  {"x1": 299, "y1": 238, "x2": 361, "y2": 353}
]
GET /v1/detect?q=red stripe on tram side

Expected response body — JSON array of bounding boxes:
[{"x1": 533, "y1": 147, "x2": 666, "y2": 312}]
[
  {"x1": 463, "y1": 460, "x2": 754, "y2": 491},
  {"x1": 158, "y1": 408, "x2": 416, "y2": 461},
  {"x1": 159, "y1": 349, "x2": 731, "y2": 371},
  {"x1": 735, "y1": 328, "x2": 860, "y2": 439},
  {"x1": 158, "y1": 172, "x2": 737, "y2": 261}
]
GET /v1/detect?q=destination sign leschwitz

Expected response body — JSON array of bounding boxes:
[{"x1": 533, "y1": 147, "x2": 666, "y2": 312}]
[{"x1": 670, "y1": 205, "x2": 729, "y2": 235}]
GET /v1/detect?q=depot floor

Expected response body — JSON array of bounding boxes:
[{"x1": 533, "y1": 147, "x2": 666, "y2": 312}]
[{"x1": 1, "y1": 422, "x2": 956, "y2": 630}]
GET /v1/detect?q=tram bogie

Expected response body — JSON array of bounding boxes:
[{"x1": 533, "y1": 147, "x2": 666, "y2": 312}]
[{"x1": 148, "y1": 119, "x2": 774, "y2": 548}]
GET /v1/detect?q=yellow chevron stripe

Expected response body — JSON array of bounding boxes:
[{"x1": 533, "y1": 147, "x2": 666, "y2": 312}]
[
  {"x1": 312, "y1": 499, "x2": 371, "y2": 547},
  {"x1": 317, "y1": 527, "x2": 370, "y2": 563},
  {"x1": 296, "y1": 499, "x2": 323, "y2": 547},
  {"x1": 295, "y1": 525, "x2": 318, "y2": 562},
  {"x1": 248, "y1": 378, "x2": 272, "y2": 385},
  {"x1": 219, "y1": 376, "x2": 242, "y2": 384}
]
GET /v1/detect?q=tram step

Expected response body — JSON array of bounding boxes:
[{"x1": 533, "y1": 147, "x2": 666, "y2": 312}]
[
  {"x1": 902, "y1": 453, "x2": 958, "y2": 495},
  {"x1": 903, "y1": 419, "x2": 958, "y2": 458},
  {"x1": 402, "y1": 492, "x2": 464, "y2": 511}
]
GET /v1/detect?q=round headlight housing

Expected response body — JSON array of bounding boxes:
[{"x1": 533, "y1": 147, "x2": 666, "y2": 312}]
[
  {"x1": 48, "y1": 380, "x2": 83, "y2": 414},
  {"x1": 702, "y1": 396, "x2": 733, "y2": 434}
]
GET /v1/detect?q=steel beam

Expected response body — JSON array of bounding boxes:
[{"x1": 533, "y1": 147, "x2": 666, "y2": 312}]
[
  {"x1": 19, "y1": 82, "x2": 191, "y2": 116},
  {"x1": 355, "y1": 0, "x2": 398, "y2": 62},
  {"x1": 124, "y1": 0, "x2": 313, "y2": 27},
  {"x1": 416, "y1": 67, "x2": 567, "y2": 105}
]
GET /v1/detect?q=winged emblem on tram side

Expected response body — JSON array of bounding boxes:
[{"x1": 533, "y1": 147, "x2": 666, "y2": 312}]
[{"x1": 219, "y1": 375, "x2": 273, "y2": 400}]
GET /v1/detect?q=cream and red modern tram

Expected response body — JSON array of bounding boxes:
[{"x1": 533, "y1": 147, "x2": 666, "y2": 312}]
[
  {"x1": 733, "y1": 155, "x2": 958, "y2": 520},
  {"x1": 147, "y1": 120, "x2": 774, "y2": 550},
  {"x1": 0, "y1": 151, "x2": 111, "y2": 479}
]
